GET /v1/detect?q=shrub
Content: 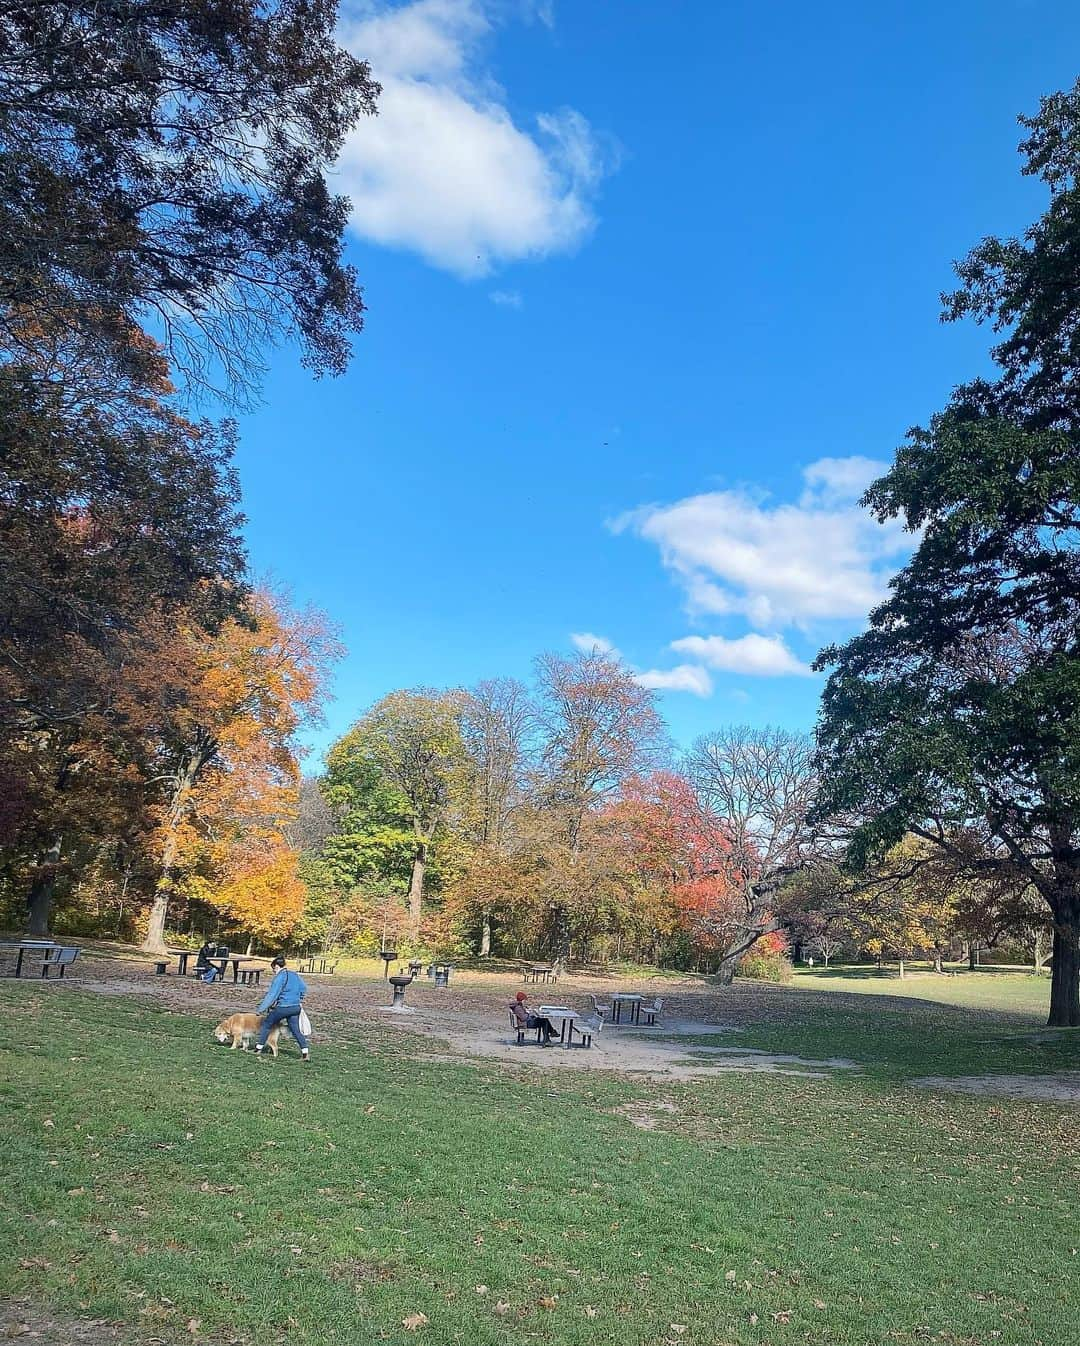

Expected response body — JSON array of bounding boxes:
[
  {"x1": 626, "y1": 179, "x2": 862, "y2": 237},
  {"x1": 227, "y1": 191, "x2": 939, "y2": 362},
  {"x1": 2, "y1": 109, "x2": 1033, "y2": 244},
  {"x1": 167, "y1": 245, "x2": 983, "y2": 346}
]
[{"x1": 736, "y1": 931, "x2": 793, "y2": 983}]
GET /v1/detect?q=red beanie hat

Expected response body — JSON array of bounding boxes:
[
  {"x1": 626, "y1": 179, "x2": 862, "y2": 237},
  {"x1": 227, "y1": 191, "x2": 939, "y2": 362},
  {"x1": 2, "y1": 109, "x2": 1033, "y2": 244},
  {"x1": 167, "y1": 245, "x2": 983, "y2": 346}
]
[{"x1": 515, "y1": 991, "x2": 527, "y2": 1002}]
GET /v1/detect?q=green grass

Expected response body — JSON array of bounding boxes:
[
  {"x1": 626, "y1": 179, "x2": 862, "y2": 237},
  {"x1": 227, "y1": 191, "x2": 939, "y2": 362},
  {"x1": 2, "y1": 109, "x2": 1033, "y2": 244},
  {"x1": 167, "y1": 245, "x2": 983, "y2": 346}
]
[
  {"x1": 791, "y1": 964, "x2": 1053, "y2": 1014},
  {"x1": 1, "y1": 979, "x2": 1079, "y2": 1345}
]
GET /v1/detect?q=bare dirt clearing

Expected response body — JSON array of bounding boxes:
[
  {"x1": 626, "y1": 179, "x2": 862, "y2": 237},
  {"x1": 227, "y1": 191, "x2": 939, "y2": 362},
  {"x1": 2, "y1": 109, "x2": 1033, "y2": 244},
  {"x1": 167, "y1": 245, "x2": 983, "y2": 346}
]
[{"x1": 912, "y1": 1071, "x2": 1080, "y2": 1102}]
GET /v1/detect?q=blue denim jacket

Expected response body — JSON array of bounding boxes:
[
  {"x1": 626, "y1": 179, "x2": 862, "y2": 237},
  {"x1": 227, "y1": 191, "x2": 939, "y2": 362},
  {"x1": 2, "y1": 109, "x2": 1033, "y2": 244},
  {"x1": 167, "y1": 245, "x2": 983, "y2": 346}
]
[{"x1": 258, "y1": 968, "x2": 306, "y2": 1014}]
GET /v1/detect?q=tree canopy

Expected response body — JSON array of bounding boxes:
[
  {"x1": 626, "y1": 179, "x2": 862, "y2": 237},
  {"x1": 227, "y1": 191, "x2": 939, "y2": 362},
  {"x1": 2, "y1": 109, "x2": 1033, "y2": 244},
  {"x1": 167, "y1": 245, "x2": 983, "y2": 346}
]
[{"x1": 814, "y1": 79, "x2": 1080, "y2": 1026}]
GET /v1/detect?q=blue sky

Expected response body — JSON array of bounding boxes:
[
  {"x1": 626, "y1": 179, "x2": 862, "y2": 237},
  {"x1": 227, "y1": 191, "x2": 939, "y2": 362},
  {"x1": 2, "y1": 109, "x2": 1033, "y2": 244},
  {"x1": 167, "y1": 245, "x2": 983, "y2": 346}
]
[{"x1": 233, "y1": 0, "x2": 1080, "y2": 760}]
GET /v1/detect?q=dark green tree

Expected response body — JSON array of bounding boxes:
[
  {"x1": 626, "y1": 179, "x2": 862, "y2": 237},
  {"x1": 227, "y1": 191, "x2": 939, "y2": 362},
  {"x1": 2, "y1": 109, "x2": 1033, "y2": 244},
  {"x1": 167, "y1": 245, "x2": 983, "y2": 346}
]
[
  {"x1": 815, "y1": 81, "x2": 1080, "y2": 1027},
  {"x1": 0, "y1": 0, "x2": 379, "y2": 399}
]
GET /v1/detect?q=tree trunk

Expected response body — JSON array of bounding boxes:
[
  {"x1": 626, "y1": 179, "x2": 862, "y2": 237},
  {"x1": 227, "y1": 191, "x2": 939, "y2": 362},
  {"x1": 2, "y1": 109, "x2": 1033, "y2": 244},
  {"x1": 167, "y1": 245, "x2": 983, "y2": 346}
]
[
  {"x1": 1033, "y1": 927, "x2": 1047, "y2": 972},
  {"x1": 26, "y1": 836, "x2": 63, "y2": 935},
  {"x1": 142, "y1": 757, "x2": 200, "y2": 953},
  {"x1": 480, "y1": 908, "x2": 492, "y2": 958},
  {"x1": 143, "y1": 808, "x2": 183, "y2": 955},
  {"x1": 1048, "y1": 900, "x2": 1080, "y2": 1028},
  {"x1": 407, "y1": 840, "x2": 427, "y2": 934},
  {"x1": 932, "y1": 946, "x2": 944, "y2": 974},
  {"x1": 897, "y1": 958, "x2": 905, "y2": 979},
  {"x1": 968, "y1": 944, "x2": 978, "y2": 972}
]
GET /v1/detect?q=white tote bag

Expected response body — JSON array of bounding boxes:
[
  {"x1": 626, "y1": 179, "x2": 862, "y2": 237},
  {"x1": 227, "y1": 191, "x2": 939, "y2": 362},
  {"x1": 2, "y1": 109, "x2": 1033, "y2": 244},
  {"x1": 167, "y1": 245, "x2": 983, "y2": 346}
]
[{"x1": 298, "y1": 1006, "x2": 312, "y2": 1038}]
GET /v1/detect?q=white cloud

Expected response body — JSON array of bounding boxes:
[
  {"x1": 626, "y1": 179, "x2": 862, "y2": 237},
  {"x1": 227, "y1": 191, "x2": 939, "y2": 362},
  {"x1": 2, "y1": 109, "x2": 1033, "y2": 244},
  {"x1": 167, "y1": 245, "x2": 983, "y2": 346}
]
[
  {"x1": 570, "y1": 631, "x2": 618, "y2": 656},
  {"x1": 339, "y1": 1, "x2": 611, "y2": 276},
  {"x1": 569, "y1": 633, "x2": 710, "y2": 697},
  {"x1": 490, "y1": 288, "x2": 523, "y2": 307},
  {"x1": 670, "y1": 633, "x2": 815, "y2": 678},
  {"x1": 634, "y1": 664, "x2": 713, "y2": 697},
  {"x1": 614, "y1": 455, "x2": 909, "y2": 631},
  {"x1": 800, "y1": 455, "x2": 886, "y2": 506}
]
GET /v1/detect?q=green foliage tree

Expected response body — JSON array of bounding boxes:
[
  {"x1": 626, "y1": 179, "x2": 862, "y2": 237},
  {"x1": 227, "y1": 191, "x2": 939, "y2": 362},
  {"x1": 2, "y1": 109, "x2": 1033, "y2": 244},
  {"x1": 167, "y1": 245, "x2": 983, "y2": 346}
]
[
  {"x1": 815, "y1": 79, "x2": 1080, "y2": 1026},
  {"x1": 325, "y1": 690, "x2": 468, "y2": 935},
  {"x1": 0, "y1": 0, "x2": 379, "y2": 399}
]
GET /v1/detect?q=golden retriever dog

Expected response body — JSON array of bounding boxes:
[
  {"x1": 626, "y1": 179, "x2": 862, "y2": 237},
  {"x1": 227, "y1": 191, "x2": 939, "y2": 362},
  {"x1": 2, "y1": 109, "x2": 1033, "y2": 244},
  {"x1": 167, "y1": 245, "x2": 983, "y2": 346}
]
[{"x1": 214, "y1": 1012, "x2": 279, "y2": 1057}]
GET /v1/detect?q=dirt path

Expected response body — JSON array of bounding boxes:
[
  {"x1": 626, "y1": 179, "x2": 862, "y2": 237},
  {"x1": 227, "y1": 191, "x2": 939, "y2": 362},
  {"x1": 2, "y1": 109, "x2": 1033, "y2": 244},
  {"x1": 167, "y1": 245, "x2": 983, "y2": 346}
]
[{"x1": 912, "y1": 1072, "x2": 1080, "y2": 1103}]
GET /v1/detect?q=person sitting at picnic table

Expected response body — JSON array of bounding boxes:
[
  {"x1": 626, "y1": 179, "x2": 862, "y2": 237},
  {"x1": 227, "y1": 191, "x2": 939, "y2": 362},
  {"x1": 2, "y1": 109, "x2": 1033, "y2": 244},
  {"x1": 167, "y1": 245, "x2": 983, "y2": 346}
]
[
  {"x1": 510, "y1": 991, "x2": 559, "y2": 1046},
  {"x1": 254, "y1": 956, "x2": 309, "y2": 1061},
  {"x1": 195, "y1": 941, "x2": 220, "y2": 983}
]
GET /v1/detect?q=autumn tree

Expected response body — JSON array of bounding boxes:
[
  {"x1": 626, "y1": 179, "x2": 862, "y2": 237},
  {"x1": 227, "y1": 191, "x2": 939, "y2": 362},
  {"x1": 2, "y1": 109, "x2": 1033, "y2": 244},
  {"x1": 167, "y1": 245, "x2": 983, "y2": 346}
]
[
  {"x1": 533, "y1": 650, "x2": 665, "y2": 852},
  {"x1": 0, "y1": 0, "x2": 379, "y2": 399},
  {"x1": 141, "y1": 591, "x2": 338, "y2": 952},
  {"x1": 457, "y1": 678, "x2": 533, "y2": 953},
  {"x1": 0, "y1": 346, "x2": 248, "y2": 933},
  {"x1": 326, "y1": 691, "x2": 468, "y2": 937},
  {"x1": 687, "y1": 726, "x2": 824, "y2": 982}
]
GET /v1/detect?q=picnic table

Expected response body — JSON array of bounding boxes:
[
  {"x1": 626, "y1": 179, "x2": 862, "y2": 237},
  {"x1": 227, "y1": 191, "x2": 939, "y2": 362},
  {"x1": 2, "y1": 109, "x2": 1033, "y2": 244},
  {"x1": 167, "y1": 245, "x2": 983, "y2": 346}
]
[
  {"x1": 522, "y1": 964, "x2": 555, "y2": 985},
  {"x1": 611, "y1": 993, "x2": 643, "y2": 1025},
  {"x1": 299, "y1": 955, "x2": 336, "y2": 975},
  {"x1": 169, "y1": 949, "x2": 264, "y2": 984},
  {"x1": 1, "y1": 940, "x2": 57, "y2": 977},
  {"x1": 538, "y1": 1004, "x2": 586, "y2": 1048}
]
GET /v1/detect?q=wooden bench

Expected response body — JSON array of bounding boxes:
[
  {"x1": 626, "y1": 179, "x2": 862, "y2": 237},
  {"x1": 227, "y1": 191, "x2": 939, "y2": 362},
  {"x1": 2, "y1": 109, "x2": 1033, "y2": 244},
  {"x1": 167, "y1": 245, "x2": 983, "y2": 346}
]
[
  {"x1": 507, "y1": 1009, "x2": 544, "y2": 1046},
  {"x1": 40, "y1": 946, "x2": 81, "y2": 979}
]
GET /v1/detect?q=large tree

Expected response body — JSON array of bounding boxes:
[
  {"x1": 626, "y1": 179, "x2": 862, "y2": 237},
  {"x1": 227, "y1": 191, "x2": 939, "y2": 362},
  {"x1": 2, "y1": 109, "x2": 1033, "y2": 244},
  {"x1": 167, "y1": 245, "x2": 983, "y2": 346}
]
[
  {"x1": 0, "y1": 0, "x2": 379, "y2": 398},
  {"x1": 0, "y1": 353, "x2": 247, "y2": 933},
  {"x1": 687, "y1": 726, "x2": 822, "y2": 982},
  {"x1": 326, "y1": 690, "x2": 467, "y2": 936},
  {"x1": 533, "y1": 649, "x2": 664, "y2": 852},
  {"x1": 814, "y1": 81, "x2": 1080, "y2": 1026},
  {"x1": 142, "y1": 591, "x2": 336, "y2": 952}
]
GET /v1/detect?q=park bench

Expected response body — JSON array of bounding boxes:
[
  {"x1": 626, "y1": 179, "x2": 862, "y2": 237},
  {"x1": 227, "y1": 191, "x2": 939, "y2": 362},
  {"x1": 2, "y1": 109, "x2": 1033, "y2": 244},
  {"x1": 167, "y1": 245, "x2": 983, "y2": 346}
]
[
  {"x1": 640, "y1": 997, "x2": 665, "y2": 1026},
  {"x1": 570, "y1": 1015, "x2": 602, "y2": 1048},
  {"x1": 40, "y1": 946, "x2": 81, "y2": 978},
  {"x1": 507, "y1": 1009, "x2": 544, "y2": 1046},
  {"x1": 589, "y1": 993, "x2": 612, "y2": 1021}
]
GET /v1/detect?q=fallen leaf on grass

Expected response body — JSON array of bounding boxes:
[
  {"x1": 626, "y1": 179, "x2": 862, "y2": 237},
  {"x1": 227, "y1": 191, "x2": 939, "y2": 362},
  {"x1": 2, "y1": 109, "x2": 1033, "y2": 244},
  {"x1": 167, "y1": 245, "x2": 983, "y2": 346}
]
[
  {"x1": 493, "y1": 1301, "x2": 511, "y2": 1316},
  {"x1": 474, "y1": 1285, "x2": 488, "y2": 1296},
  {"x1": 813, "y1": 1299, "x2": 826, "y2": 1310},
  {"x1": 670, "y1": 1325, "x2": 687, "y2": 1335},
  {"x1": 363, "y1": 1105, "x2": 376, "y2": 1115},
  {"x1": 186, "y1": 1319, "x2": 201, "y2": 1334},
  {"x1": 537, "y1": 1296, "x2": 558, "y2": 1310},
  {"x1": 401, "y1": 1313, "x2": 428, "y2": 1331},
  {"x1": 749, "y1": 1313, "x2": 759, "y2": 1326},
  {"x1": 772, "y1": 1310, "x2": 792, "y2": 1323}
]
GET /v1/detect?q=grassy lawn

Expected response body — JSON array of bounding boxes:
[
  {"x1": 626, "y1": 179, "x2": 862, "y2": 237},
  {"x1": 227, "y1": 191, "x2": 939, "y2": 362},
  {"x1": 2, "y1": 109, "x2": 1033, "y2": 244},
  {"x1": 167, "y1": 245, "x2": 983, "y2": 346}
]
[
  {"x1": 791, "y1": 964, "x2": 1053, "y2": 1015},
  {"x1": 1, "y1": 976, "x2": 1079, "y2": 1345}
]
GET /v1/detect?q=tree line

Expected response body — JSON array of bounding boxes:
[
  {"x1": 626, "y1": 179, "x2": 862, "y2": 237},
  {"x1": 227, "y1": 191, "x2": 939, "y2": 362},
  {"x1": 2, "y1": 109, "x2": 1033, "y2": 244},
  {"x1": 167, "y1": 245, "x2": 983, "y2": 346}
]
[{"x1": 0, "y1": 0, "x2": 373, "y2": 947}]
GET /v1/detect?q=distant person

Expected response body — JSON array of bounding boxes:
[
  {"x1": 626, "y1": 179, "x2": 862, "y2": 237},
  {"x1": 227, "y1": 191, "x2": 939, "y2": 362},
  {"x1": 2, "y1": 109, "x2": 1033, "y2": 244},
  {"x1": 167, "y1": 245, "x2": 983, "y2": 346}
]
[
  {"x1": 510, "y1": 991, "x2": 559, "y2": 1046},
  {"x1": 807, "y1": 955, "x2": 815, "y2": 968},
  {"x1": 195, "y1": 941, "x2": 220, "y2": 983},
  {"x1": 254, "y1": 956, "x2": 309, "y2": 1061}
]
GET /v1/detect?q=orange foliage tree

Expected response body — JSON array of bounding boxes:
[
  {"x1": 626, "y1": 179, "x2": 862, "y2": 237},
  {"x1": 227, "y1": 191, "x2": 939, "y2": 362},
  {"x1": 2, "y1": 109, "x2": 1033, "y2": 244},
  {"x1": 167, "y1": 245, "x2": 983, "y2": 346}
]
[{"x1": 142, "y1": 590, "x2": 339, "y2": 952}]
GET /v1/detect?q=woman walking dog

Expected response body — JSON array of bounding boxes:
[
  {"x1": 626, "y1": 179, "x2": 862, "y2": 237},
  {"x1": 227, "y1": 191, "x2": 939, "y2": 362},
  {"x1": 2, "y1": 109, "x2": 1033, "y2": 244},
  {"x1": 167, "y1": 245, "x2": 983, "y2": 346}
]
[{"x1": 254, "y1": 956, "x2": 310, "y2": 1061}]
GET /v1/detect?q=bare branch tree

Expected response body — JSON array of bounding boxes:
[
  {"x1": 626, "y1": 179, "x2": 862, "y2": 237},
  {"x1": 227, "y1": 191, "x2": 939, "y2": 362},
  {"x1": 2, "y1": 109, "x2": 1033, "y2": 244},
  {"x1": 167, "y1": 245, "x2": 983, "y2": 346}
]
[{"x1": 687, "y1": 725, "x2": 823, "y2": 982}]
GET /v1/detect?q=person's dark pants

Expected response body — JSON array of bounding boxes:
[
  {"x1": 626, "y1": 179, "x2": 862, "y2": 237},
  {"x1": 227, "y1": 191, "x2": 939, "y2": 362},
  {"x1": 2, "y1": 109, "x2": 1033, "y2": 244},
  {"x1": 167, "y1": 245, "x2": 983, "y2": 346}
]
[
  {"x1": 258, "y1": 1004, "x2": 308, "y2": 1050},
  {"x1": 527, "y1": 1014, "x2": 558, "y2": 1040}
]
